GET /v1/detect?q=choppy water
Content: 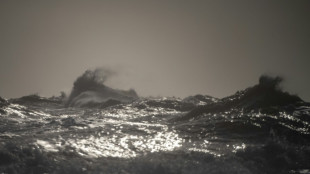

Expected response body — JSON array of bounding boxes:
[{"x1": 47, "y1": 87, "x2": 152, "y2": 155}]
[{"x1": 0, "y1": 96, "x2": 310, "y2": 174}]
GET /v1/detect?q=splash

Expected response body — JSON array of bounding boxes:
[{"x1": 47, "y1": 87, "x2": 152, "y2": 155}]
[
  {"x1": 65, "y1": 68, "x2": 138, "y2": 107},
  {"x1": 258, "y1": 75, "x2": 283, "y2": 90}
]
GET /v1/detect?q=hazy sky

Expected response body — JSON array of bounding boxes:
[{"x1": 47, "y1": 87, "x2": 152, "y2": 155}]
[{"x1": 0, "y1": 0, "x2": 309, "y2": 101}]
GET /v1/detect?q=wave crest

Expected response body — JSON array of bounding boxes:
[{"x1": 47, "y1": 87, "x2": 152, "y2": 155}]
[{"x1": 65, "y1": 68, "x2": 138, "y2": 107}]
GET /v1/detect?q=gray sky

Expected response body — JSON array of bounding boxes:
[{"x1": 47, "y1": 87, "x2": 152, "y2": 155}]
[{"x1": 0, "y1": 0, "x2": 310, "y2": 101}]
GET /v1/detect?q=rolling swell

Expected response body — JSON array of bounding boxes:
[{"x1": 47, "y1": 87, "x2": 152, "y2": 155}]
[
  {"x1": 173, "y1": 75, "x2": 310, "y2": 151},
  {"x1": 179, "y1": 75, "x2": 303, "y2": 120},
  {"x1": 0, "y1": 74, "x2": 310, "y2": 173}
]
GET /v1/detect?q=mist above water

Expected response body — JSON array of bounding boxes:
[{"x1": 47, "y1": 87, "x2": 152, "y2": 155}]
[{"x1": 65, "y1": 68, "x2": 138, "y2": 107}]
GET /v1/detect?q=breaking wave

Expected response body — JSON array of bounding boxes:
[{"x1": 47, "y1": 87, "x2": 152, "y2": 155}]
[
  {"x1": 65, "y1": 68, "x2": 138, "y2": 107},
  {"x1": 179, "y1": 75, "x2": 303, "y2": 121}
]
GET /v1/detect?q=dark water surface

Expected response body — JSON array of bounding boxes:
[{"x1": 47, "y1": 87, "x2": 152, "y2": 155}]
[{"x1": 0, "y1": 94, "x2": 310, "y2": 174}]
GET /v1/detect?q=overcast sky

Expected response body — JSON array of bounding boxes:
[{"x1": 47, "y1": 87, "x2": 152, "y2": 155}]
[{"x1": 0, "y1": 0, "x2": 309, "y2": 101}]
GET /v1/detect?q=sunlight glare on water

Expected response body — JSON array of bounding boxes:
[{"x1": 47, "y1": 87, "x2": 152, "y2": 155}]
[{"x1": 35, "y1": 118, "x2": 183, "y2": 158}]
